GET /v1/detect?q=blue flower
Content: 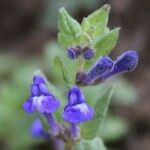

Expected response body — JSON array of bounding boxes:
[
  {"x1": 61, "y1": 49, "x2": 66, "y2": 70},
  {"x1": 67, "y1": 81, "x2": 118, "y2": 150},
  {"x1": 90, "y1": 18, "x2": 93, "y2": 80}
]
[
  {"x1": 62, "y1": 86, "x2": 94, "y2": 140},
  {"x1": 23, "y1": 75, "x2": 60, "y2": 113},
  {"x1": 31, "y1": 119, "x2": 49, "y2": 138},
  {"x1": 23, "y1": 75, "x2": 61, "y2": 136},
  {"x1": 62, "y1": 86, "x2": 94, "y2": 123}
]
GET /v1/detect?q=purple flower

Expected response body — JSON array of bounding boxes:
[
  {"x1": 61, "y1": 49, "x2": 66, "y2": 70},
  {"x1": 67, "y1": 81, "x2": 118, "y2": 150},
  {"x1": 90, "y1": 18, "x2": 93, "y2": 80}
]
[
  {"x1": 23, "y1": 75, "x2": 60, "y2": 113},
  {"x1": 62, "y1": 86, "x2": 94, "y2": 123},
  {"x1": 31, "y1": 119, "x2": 49, "y2": 138},
  {"x1": 66, "y1": 46, "x2": 82, "y2": 59},
  {"x1": 23, "y1": 75, "x2": 61, "y2": 136},
  {"x1": 82, "y1": 47, "x2": 95, "y2": 60},
  {"x1": 62, "y1": 86, "x2": 94, "y2": 140}
]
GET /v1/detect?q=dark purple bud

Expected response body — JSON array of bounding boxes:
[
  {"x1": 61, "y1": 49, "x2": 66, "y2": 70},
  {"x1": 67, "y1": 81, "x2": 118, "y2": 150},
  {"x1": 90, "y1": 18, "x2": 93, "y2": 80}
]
[
  {"x1": 87, "y1": 56, "x2": 114, "y2": 82},
  {"x1": 62, "y1": 86, "x2": 94, "y2": 124},
  {"x1": 76, "y1": 71, "x2": 90, "y2": 86},
  {"x1": 82, "y1": 47, "x2": 95, "y2": 60},
  {"x1": 23, "y1": 75, "x2": 60, "y2": 114},
  {"x1": 66, "y1": 46, "x2": 82, "y2": 59}
]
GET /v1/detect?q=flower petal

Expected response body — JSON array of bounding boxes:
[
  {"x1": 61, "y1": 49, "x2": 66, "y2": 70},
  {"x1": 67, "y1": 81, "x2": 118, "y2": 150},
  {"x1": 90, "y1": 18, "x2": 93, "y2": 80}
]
[
  {"x1": 68, "y1": 86, "x2": 85, "y2": 106},
  {"x1": 31, "y1": 119, "x2": 44, "y2": 137},
  {"x1": 30, "y1": 84, "x2": 39, "y2": 96},
  {"x1": 39, "y1": 83, "x2": 51, "y2": 96},
  {"x1": 41, "y1": 96, "x2": 60, "y2": 113},
  {"x1": 63, "y1": 103, "x2": 94, "y2": 123},
  {"x1": 33, "y1": 75, "x2": 45, "y2": 85},
  {"x1": 23, "y1": 97, "x2": 34, "y2": 113}
]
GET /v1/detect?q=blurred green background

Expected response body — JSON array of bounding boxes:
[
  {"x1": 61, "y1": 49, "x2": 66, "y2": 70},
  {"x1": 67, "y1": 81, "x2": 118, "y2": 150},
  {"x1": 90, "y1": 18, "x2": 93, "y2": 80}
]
[{"x1": 0, "y1": 0, "x2": 149, "y2": 150}]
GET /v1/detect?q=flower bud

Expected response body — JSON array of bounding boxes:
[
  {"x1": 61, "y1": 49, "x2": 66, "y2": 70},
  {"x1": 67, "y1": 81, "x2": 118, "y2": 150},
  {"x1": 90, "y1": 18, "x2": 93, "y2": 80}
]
[
  {"x1": 82, "y1": 47, "x2": 95, "y2": 60},
  {"x1": 66, "y1": 46, "x2": 82, "y2": 59}
]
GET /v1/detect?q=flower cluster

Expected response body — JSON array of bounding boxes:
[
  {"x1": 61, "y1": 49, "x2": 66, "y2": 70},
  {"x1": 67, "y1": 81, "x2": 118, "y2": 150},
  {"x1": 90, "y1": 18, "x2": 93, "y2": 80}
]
[
  {"x1": 23, "y1": 75, "x2": 94, "y2": 140},
  {"x1": 76, "y1": 50, "x2": 138, "y2": 86},
  {"x1": 23, "y1": 50, "x2": 138, "y2": 142}
]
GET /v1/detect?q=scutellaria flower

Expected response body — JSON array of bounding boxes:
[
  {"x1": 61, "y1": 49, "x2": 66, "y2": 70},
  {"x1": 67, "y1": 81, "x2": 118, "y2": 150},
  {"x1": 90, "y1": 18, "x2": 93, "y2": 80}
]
[
  {"x1": 23, "y1": 75, "x2": 60, "y2": 136},
  {"x1": 23, "y1": 75, "x2": 60, "y2": 113},
  {"x1": 62, "y1": 86, "x2": 94, "y2": 140}
]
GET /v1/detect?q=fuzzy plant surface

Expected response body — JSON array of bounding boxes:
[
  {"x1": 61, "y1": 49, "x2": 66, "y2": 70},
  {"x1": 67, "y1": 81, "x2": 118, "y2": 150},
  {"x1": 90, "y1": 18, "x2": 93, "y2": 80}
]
[{"x1": 22, "y1": 4, "x2": 138, "y2": 150}]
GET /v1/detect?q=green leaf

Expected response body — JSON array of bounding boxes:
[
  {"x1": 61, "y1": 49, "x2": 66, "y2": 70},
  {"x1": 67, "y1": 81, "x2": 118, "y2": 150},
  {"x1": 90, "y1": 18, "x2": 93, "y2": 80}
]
[
  {"x1": 81, "y1": 4, "x2": 110, "y2": 37},
  {"x1": 74, "y1": 137, "x2": 106, "y2": 150},
  {"x1": 81, "y1": 86, "x2": 115, "y2": 139},
  {"x1": 85, "y1": 4, "x2": 110, "y2": 26},
  {"x1": 58, "y1": 7, "x2": 82, "y2": 48},
  {"x1": 53, "y1": 56, "x2": 71, "y2": 86},
  {"x1": 94, "y1": 27, "x2": 120, "y2": 56},
  {"x1": 58, "y1": 33, "x2": 76, "y2": 49}
]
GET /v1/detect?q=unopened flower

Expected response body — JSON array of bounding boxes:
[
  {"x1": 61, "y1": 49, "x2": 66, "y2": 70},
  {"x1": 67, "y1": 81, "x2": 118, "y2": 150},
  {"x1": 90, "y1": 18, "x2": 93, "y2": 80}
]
[
  {"x1": 82, "y1": 47, "x2": 95, "y2": 60},
  {"x1": 66, "y1": 46, "x2": 82, "y2": 59},
  {"x1": 76, "y1": 71, "x2": 89, "y2": 86},
  {"x1": 87, "y1": 56, "x2": 114, "y2": 81},
  {"x1": 76, "y1": 56, "x2": 114, "y2": 85},
  {"x1": 111, "y1": 50, "x2": 138, "y2": 73},
  {"x1": 93, "y1": 50, "x2": 139, "y2": 84}
]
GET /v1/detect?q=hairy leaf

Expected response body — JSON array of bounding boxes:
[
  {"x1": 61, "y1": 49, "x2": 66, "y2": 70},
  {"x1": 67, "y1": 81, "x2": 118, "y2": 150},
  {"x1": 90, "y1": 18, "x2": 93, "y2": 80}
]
[
  {"x1": 81, "y1": 4, "x2": 110, "y2": 38},
  {"x1": 94, "y1": 27, "x2": 120, "y2": 56},
  {"x1": 53, "y1": 56, "x2": 71, "y2": 85},
  {"x1": 58, "y1": 7, "x2": 82, "y2": 48}
]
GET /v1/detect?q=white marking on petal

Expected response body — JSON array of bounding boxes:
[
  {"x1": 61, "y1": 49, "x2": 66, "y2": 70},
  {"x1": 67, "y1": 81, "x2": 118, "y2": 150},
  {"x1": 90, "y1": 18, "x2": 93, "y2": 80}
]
[
  {"x1": 32, "y1": 96, "x2": 44, "y2": 108},
  {"x1": 75, "y1": 103, "x2": 89, "y2": 114}
]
